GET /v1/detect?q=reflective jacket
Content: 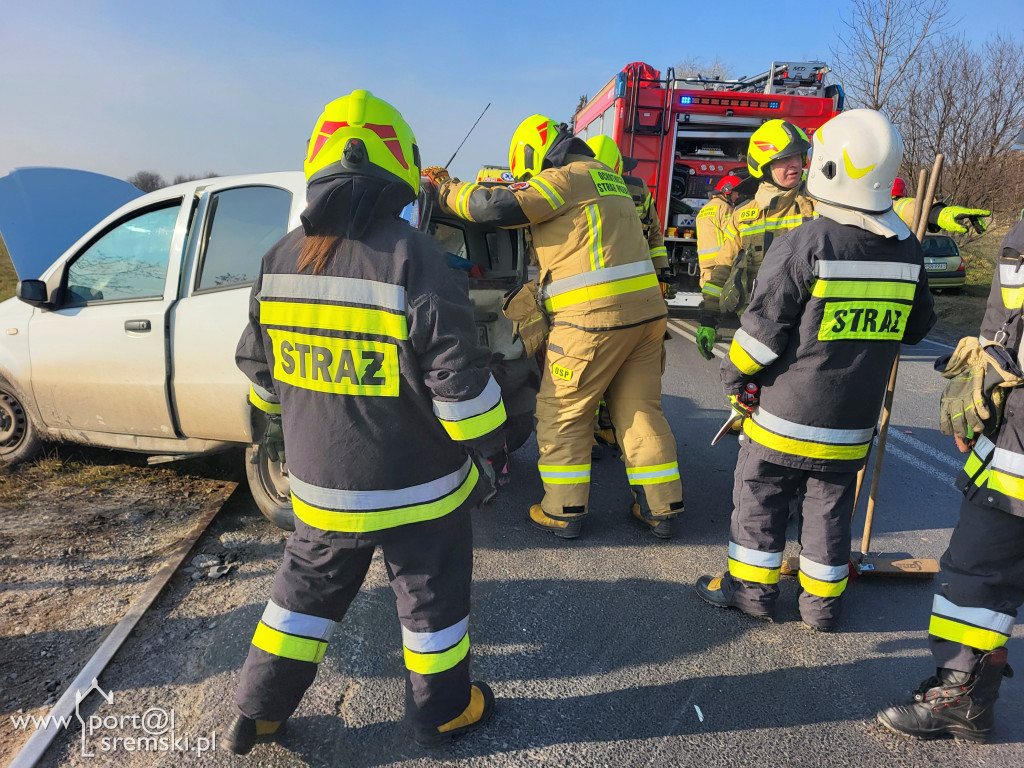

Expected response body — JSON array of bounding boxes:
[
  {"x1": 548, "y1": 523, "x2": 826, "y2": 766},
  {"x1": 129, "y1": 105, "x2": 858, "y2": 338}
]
[
  {"x1": 624, "y1": 174, "x2": 668, "y2": 270},
  {"x1": 437, "y1": 150, "x2": 665, "y2": 332},
  {"x1": 702, "y1": 182, "x2": 816, "y2": 310},
  {"x1": 696, "y1": 194, "x2": 733, "y2": 287},
  {"x1": 236, "y1": 217, "x2": 506, "y2": 533},
  {"x1": 721, "y1": 215, "x2": 936, "y2": 472},
  {"x1": 957, "y1": 220, "x2": 1024, "y2": 517}
]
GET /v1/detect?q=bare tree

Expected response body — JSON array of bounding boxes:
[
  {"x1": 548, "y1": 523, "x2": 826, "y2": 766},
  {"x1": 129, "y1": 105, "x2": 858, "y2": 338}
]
[
  {"x1": 901, "y1": 34, "x2": 1024, "y2": 225},
  {"x1": 675, "y1": 56, "x2": 731, "y2": 80},
  {"x1": 172, "y1": 172, "x2": 220, "y2": 184},
  {"x1": 832, "y1": 0, "x2": 952, "y2": 121},
  {"x1": 126, "y1": 171, "x2": 166, "y2": 193}
]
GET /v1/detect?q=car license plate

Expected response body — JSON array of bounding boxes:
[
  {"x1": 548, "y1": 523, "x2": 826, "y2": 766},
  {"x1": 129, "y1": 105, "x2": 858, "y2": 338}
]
[{"x1": 924, "y1": 261, "x2": 945, "y2": 271}]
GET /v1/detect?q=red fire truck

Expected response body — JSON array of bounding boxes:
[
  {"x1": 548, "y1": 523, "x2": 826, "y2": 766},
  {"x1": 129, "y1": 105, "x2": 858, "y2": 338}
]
[{"x1": 573, "y1": 61, "x2": 844, "y2": 306}]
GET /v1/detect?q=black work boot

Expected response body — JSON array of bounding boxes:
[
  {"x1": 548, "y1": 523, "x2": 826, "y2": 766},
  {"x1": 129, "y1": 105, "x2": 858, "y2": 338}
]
[
  {"x1": 877, "y1": 648, "x2": 1013, "y2": 743},
  {"x1": 528, "y1": 504, "x2": 582, "y2": 539},
  {"x1": 414, "y1": 681, "x2": 495, "y2": 747},
  {"x1": 630, "y1": 503, "x2": 672, "y2": 539},
  {"x1": 694, "y1": 575, "x2": 774, "y2": 622},
  {"x1": 221, "y1": 713, "x2": 287, "y2": 755}
]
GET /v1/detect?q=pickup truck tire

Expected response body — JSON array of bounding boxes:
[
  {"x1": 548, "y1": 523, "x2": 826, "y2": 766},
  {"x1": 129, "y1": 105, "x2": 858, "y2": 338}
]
[
  {"x1": 504, "y1": 412, "x2": 535, "y2": 453},
  {"x1": 0, "y1": 377, "x2": 42, "y2": 466},
  {"x1": 244, "y1": 445, "x2": 295, "y2": 531}
]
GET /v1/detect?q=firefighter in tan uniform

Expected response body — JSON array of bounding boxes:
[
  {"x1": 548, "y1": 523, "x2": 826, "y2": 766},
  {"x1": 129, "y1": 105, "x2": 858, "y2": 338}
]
[
  {"x1": 587, "y1": 135, "x2": 670, "y2": 283},
  {"x1": 427, "y1": 115, "x2": 684, "y2": 539},
  {"x1": 694, "y1": 174, "x2": 741, "y2": 358},
  {"x1": 696, "y1": 120, "x2": 817, "y2": 358},
  {"x1": 891, "y1": 176, "x2": 990, "y2": 235}
]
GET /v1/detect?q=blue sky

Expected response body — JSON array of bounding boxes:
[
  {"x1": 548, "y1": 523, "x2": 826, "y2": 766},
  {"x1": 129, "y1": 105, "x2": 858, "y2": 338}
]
[{"x1": 1, "y1": 0, "x2": 1019, "y2": 184}]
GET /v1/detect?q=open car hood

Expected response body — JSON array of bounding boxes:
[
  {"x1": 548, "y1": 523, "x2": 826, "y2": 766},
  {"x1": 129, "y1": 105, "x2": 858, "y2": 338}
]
[{"x1": 0, "y1": 167, "x2": 143, "y2": 279}]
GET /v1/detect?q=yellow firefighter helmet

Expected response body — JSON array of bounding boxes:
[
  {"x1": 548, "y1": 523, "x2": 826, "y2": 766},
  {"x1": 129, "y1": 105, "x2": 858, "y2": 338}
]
[
  {"x1": 746, "y1": 120, "x2": 811, "y2": 181},
  {"x1": 586, "y1": 135, "x2": 623, "y2": 175},
  {"x1": 304, "y1": 90, "x2": 421, "y2": 193},
  {"x1": 508, "y1": 114, "x2": 560, "y2": 180}
]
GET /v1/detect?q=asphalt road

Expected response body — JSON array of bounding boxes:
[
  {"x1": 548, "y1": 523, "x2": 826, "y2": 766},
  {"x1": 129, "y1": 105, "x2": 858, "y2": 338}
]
[{"x1": 33, "y1": 311, "x2": 1024, "y2": 768}]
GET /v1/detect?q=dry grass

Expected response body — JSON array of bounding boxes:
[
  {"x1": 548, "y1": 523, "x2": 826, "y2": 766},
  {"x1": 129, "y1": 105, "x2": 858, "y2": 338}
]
[{"x1": 0, "y1": 234, "x2": 15, "y2": 301}]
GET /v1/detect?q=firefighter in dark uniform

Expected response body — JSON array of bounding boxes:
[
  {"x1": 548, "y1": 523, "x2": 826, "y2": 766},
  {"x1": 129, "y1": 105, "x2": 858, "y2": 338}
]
[
  {"x1": 224, "y1": 90, "x2": 504, "y2": 754},
  {"x1": 694, "y1": 109, "x2": 936, "y2": 629},
  {"x1": 877, "y1": 219, "x2": 1024, "y2": 742},
  {"x1": 426, "y1": 115, "x2": 684, "y2": 539}
]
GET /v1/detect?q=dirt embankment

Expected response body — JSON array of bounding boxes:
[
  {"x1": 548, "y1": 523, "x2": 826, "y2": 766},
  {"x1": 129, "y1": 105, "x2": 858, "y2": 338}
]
[{"x1": 0, "y1": 447, "x2": 249, "y2": 761}]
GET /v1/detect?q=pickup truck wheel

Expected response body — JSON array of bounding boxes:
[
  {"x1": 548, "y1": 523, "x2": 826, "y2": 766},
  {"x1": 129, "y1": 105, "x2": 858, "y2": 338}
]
[
  {"x1": 244, "y1": 445, "x2": 295, "y2": 531},
  {"x1": 0, "y1": 378, "x2": 41, "y2": 466},
  {"x1": 504, "y1": 412, "x2": 535, "y2": 453}
]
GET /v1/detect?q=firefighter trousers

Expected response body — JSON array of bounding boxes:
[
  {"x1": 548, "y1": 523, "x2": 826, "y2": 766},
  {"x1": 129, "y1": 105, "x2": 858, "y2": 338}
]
[
  {"x1": 233, "y1": 506, "x2": 474, "y2": 728},
  {"x1": 535, "y1": 317, "x2": 683, "y2": 520},
  {"x1": 927, "y1": 497, "x2": 1024, "y2": 673},
  {"x1": 720, "y1": 445, "x2": 855, "y2": 626}
]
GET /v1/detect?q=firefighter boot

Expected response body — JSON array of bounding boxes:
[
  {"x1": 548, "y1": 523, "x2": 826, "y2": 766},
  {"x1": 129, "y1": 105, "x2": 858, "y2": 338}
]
[
  {"x1": 630, "y1": 503, "x2": 672, "y2": 539},
  {"x1": 528, "y1": 504, "x2": 582, "y2": 539},
  {"x1": 694, "y1": 575, "x2": 774, "y2": 622},
  {"x1": 414, "y1": 681, "x2": 495, "y2": 747},
  {"x1": 221, "y1": 714, "x2": 287, "y2": 755},
  {"x1": 877, "y1": 648, "x2": 1013, "y2": 743}
]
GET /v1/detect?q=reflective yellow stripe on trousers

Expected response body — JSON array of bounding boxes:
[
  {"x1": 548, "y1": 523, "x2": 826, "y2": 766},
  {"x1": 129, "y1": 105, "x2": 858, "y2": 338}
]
[{"x1": 929, "y1": 595, "x2": 1014, "y2": 651}]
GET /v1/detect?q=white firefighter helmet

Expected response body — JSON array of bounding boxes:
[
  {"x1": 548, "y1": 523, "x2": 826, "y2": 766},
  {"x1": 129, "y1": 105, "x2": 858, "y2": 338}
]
[{"x1": 806, "y1": 109, "x2": 908, "y2": 238}]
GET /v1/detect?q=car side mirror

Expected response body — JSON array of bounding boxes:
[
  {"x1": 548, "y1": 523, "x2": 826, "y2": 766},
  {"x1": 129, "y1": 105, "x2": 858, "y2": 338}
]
[{"x1": 16, "y1": 279, "x2": 49, "y2": 308}]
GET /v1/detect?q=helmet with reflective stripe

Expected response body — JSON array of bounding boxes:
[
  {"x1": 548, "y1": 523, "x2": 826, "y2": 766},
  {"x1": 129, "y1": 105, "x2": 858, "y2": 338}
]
[
  {"x1": 586, "y1": 135, "x2": 623, "y2": 175},
  {"x1": 891, "y1": 176, "x2": 907, "y2": 198},
  {"x1": 715, "y1": 174, "x2": 743, "y2": 193},
  {"x1": 509, "y1": 114, "x2": 559, "y2": 180},
  {"x1": 746, "y1": 120, "x2": 810, "y2": 181},
  {"x1": 304, "y1": 90, "x2": 421, "y2": 193},
  {"x1": 806, "y1": 109, "x2": 903, "y2": 214}
]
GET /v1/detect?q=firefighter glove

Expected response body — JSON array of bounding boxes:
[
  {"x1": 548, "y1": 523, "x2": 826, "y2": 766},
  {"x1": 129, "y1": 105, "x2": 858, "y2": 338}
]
[
  {"x1": 263, "y1": 414, "x2": 285, "y2": 465},
  {"x1": 421, "y1": 166, "x2": 451, "y2": 190},
  {"x1": 937, "y1": 206, "x2": 990, "y2": 234},
  {"x1": 937, "y1": 336, "x2": 1024, "y2": 439},
  {"x1": 502, "y1": 281, "x2": 550, "y2": 358},
  {"x1": 696, "y1": 326, "x2": 717, "y2": 360}
]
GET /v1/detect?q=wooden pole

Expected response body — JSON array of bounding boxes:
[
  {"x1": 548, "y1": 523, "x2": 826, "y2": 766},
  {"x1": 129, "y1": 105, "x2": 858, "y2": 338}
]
[{"x1": 859, "y1": 155, "x2": 944, "y2": 558}]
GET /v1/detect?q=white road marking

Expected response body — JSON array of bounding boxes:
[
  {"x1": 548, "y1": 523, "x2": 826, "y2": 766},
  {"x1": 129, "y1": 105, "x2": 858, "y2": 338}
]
[
  {"x1": 879, "y1": 445, "x2": 956, "y2": 486},
  {"x1": 667, "y1": 318, "x2": 962, "y2": 485},
  {"x1": 886, "y1": 429, "x2": 964, "y2": 470},
  {"x1": 914, "y1": 338, "x2": 956, "y2": 351},
  {"x1": 668, "y1": 319, "x2": 726, "y2": 359},
  {"x1": 694, "y1": 705, "x2": 704, "y2": 722}
]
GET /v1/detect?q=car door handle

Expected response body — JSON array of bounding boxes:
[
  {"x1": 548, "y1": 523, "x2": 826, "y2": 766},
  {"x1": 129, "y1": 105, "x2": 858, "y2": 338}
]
[{"x1": 124, "y1": 320, "x2": 151, "y2": 332}]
